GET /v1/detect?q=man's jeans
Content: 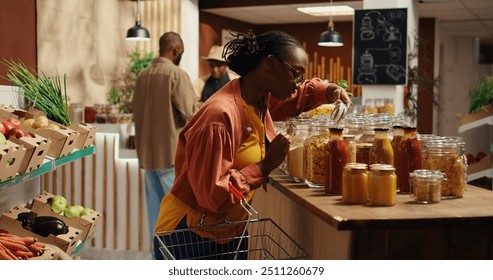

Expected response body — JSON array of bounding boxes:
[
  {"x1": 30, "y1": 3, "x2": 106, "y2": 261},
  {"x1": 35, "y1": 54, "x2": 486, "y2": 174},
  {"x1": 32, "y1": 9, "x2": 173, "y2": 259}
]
[{"x1": 145, "y1": 166, "x2": 175, "y2": 259}]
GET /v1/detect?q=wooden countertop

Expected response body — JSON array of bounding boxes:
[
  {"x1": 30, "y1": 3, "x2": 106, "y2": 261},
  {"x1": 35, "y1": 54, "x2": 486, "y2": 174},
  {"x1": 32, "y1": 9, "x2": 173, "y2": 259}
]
[{"x1": 268, "y1": 169, "x2": 493, "y2": 231}]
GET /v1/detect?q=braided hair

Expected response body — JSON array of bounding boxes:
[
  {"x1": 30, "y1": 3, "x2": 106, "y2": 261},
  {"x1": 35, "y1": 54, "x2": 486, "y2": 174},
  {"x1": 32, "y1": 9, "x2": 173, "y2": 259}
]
[{"x1": 223, "y1": 30, "x2": 303, "y2": 76}]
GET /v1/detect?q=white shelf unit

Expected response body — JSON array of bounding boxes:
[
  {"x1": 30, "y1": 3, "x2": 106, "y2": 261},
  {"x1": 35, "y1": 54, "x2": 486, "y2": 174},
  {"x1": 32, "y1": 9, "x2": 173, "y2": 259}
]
[
  {"x1": 458, "y1": 115, "x2": 493, "y2": 133},
  {"x1": 458, "y1": 114, "x2": 493, "y2": 182}
]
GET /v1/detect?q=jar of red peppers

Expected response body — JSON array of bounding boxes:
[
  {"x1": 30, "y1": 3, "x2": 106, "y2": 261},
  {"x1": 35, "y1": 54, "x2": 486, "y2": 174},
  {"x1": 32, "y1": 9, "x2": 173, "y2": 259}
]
[
  {"x1": 391, "y1": 125, "x2": 404, "y2": 186},
  {"x1": 324, "y1": 127, "x2": 348, "y2": 195},
  {"x1": 397, "y1": 127, "x2": 422, "y2": 193}
]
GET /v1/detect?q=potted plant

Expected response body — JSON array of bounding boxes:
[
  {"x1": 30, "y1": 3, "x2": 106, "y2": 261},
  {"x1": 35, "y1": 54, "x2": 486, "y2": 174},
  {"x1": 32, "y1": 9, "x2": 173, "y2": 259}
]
[
  {"x1": 108, "y1": 49, "x2": 155, "y2": 113},
  {"x1": 468, "y1": 75, "x2": 493, "y2": 114}
]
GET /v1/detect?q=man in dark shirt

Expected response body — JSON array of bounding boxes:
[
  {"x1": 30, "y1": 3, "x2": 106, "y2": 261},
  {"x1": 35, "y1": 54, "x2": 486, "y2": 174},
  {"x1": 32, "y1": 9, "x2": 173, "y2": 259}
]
[{"x1": 193, "y1": 45, "x2": 239, "y2": 103}]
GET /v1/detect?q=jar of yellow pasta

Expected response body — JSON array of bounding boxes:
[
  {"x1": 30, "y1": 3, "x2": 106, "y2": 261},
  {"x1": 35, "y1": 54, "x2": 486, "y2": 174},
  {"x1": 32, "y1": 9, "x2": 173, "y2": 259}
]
[
  {"x1": 422, "y1": 140, "x2": 465, "y2": 199},
  {"x1": 304, "y1": 120, "x2": 334, "y2": 188}
]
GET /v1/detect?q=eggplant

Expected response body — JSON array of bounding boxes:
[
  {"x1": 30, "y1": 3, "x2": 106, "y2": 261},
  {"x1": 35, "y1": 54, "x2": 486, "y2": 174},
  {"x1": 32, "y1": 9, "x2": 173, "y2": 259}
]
[{"x1": 30, "y1": 216, "x2": 69, "y2": 237}]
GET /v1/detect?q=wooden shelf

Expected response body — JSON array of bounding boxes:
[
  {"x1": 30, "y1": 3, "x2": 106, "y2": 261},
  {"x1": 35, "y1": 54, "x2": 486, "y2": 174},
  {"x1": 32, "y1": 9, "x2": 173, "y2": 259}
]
[
  {"x1": 458, "y1": 115, "x2": 493, "y2": 133},
  {"x1": 0, "y1": 146, "x2": 95, "y2": 192},
  {"x1": 468, "y1": 168, "x2": 492, "y2": 181}
]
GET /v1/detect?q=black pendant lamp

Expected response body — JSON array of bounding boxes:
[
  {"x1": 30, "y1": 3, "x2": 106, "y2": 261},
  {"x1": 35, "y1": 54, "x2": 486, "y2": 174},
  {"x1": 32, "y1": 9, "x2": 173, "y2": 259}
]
[
  {"x1": 318, "y1": 18, "x2": 343, "y2": 47},
  {"x1": 318, "y1": 0, "x2": 343, "y2": 47},
  {"x1": 126, "y1": 0, "x2": 150, "y2": 41}
]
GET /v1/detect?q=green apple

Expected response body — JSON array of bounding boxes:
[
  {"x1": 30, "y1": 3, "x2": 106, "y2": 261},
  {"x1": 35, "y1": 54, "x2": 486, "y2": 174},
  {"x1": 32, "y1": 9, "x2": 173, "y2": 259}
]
[
  {"x1": 51, "y1": 195, "x2": 67, "y2": 205},
  {"x1": 80, "y1": 208, "x2": 94, "y2": 217},
  {"x1": 51, "y1": 198, "x2": 67, "y2": 214},
  {"x1": 0, "y1": 133, "x2": 6, "y2": 145},
  {"x1": 73, "y1": 205, "x2": 84, "y2": 215},
  {"x1": 64, "y1": 205, "x2": 83, "y2": 218}
]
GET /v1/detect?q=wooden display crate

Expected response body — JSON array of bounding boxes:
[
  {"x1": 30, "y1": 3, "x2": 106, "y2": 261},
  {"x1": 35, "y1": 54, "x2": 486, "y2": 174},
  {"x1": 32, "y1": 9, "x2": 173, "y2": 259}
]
[
  {"x1": 0, "y1": 206, "x2": 81, "y2": 255},
  {"x1": 457, "y1": 104, "x2": 493, "y2": 125},
  {"x1": 31, "y1": 192, "x2": 101, "y2": 241},
  {"x1": 0, "y1": 104, "x2": 28, "y2": 120},
  {"x1": 26, "y1": 124, "x2": 79, "y2": 158},
  {"x1": 468, "y1": 152, "x2": 492, "y2": 174},
  {"x1": 70, "y1": 122, "x2": 97, "y2": 149},
  {"x1": 9, "y1": 134, "x2": 51, "y2": 173},
  {"x1": 0, "y1": 229, "x2": 59, "y2": 260},
  {"x1": 24, "y1": 107, "x2": 80, "y2": 158},
  {"x1": 0, "y1": 140, "x2": 27, "y2": 181}
]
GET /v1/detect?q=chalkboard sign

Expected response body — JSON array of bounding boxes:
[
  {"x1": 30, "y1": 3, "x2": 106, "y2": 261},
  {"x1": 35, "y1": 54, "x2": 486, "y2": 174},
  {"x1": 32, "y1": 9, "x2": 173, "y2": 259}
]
[{"x1": 353, "y1": 8, "x2": 407, "y2": 85}]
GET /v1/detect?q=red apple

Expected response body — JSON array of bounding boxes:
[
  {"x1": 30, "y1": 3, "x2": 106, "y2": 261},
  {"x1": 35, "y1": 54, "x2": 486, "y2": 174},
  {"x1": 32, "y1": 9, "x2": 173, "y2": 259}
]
[
  {"x1": 0, "y1": 122, "x2": 5, "y2": 135},
  {"x1": 6, "y1": 118, "x2": 21, "y2": 129},
  {"x1": 15, "y1": 129, "x2": 25, "y2": 138},
  {"x1": 2, "y1": 121, "x2": 14, "y2": 132},
  {"x1": 4, "y1": 128, "x2": 17, "y2": 139}
]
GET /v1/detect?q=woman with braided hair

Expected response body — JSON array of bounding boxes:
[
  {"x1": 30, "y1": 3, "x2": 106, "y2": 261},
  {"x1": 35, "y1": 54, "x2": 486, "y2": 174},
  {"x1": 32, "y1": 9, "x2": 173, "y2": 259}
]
[{"x1": 153, "y1": 30, "x2": 350, "y2": 260}]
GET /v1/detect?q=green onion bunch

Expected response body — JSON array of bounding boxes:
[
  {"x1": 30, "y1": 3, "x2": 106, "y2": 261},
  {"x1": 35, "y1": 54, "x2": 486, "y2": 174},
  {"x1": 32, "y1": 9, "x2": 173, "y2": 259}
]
[
  {"x1": 469, "y1": 75, "x2": 493, "y2": 114},
  {"x1": 3, "y1": 59, "x2": 71, "y2": 126}
]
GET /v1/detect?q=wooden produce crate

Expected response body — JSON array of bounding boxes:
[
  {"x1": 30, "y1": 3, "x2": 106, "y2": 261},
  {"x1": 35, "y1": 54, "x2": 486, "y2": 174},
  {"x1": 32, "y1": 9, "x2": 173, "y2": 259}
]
[
  {"x1": 0, "y1": 104, "x2": 28, "y2": 120},
  {"x1": 0, "y1": 229, "x2": 59, "y2": 260},
  {"x1": 468, "y1": 152, "x2": 492, "y2": 174},
  {"x1": 0, "y1": 140, "x2": 27, "y2": 181},
  {"x1": 70, "y1": 122, "x2": 97, "y2": 149},
  {"x1": 22, "y1": 124, "x2": 79, "y2": 158},
  {"x1": 9, "y1": 134, "x2": 51, "y2": 173},
  {"x1": 31, "y1": 192, "x2": 101, "y2": 241},
  {"x1": 0, "y1": 206, "x2": 81, "y2": 256},
  {"x1": 24, "y1": 107, "x2": 80, "y2": 158},
  {"x1": 457, "y1": 104, "x2": 493, "y2": 125},
  {"x1": 28, "y1": 242, "x2": 59, "y2": 260}
]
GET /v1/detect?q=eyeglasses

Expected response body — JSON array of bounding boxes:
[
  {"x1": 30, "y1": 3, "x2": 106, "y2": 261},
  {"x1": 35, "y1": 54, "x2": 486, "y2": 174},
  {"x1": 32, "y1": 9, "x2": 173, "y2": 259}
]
[{"x1": 276, "y1": 57, "x2": 305, "y2": 86}]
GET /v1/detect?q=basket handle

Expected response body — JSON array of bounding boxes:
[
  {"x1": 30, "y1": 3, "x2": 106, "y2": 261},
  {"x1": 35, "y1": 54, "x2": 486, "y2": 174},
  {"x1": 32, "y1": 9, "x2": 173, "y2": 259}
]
[
  {"x1": 229, "y1": 182, "x2": 259, "y2": 218},
  {"x1": 229, "y1": 182, "x2": 245, "y2": 200}
]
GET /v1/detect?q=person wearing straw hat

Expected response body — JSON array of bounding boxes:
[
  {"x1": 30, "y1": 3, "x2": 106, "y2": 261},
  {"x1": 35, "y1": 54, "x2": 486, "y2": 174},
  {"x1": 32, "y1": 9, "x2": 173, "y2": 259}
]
[{"x1": 193, "y1": 45, "x2": 240, "y2": 103}]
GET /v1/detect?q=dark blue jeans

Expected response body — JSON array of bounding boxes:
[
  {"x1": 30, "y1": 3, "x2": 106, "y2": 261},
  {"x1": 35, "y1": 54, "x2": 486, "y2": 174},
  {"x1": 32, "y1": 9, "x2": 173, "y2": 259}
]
[{"x1": 154, "y1": 216, "x2": 248, "y2": 260}]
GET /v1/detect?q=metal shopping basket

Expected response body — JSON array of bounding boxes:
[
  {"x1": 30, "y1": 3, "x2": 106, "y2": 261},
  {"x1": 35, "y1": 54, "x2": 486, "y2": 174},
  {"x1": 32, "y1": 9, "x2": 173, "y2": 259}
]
[{"x1": 155, "y1": 184, "x2": 308, "y2": 260}]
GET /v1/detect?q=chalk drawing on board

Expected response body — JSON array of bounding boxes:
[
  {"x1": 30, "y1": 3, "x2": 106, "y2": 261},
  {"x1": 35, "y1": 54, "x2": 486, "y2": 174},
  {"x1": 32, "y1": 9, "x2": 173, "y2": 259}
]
[{"x1": 356, "y1": 44, "x2": 403, "y2": 84}]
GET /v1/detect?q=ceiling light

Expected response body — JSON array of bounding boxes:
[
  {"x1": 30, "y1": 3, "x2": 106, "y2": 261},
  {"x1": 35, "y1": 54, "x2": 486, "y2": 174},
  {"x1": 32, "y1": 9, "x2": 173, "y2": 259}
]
[
  {"x1": 317, "y1": 0, "x2": 344, "y2": 47},
  {"x1": 126, "y1": 0, "x2": 150, "y2": 41},
  {"x1": 318, "y1": 19, "x2": 344, "y2": 47},
  {"x1": 297, "y1": 5, "x2": 355, "y2": 17}
]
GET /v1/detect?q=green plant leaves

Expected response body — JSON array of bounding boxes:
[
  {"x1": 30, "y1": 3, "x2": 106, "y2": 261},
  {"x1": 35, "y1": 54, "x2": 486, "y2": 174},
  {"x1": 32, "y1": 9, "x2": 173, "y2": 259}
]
[
  {"x1": 469, "y1": 75, "x2": 493, "y2": 113},
  {"x1": 108, "y1": 49, "x2": 155, "y2": 113},
  {"x1": 3, "y1": 59, "x2": 71, "y2": 126}
]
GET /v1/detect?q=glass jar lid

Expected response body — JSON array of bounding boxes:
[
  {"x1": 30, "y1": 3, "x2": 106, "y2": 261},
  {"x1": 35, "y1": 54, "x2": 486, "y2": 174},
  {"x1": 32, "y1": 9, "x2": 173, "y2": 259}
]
[
  {"x1": 410, "y1": 169, "x2": 446, "y2": 182},
  {"x1": 369, "y1": 163, "x2": 395, "y2": 171},
  {"x1": 345, "y1": 163, "x2": 368, "y2": 171},
  {"x1": 424, "y1": 139, "x2": 460, "y2": 152}
]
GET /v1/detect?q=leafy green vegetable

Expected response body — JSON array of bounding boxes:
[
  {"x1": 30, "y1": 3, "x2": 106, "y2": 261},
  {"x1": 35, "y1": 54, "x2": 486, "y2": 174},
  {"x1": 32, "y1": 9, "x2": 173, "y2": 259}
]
[
  {"x1": 3, "y1": 59, "x2": 71, "y2": 126},
  {"x1": 469, "y1": 75, "x2": 493, "y2": 113},
  {"x1": 337, "y1": 79, "x2": 352, "y2": 96}
]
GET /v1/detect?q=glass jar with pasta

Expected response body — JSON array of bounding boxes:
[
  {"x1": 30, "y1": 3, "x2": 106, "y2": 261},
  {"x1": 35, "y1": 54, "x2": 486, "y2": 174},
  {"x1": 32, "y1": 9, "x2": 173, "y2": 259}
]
[
  {"x1": 422, "y1": 140, "x2": 465, "y2": 199},
  {"x1": 304, "y1": 120, "x2": 334, "y2": 188}
]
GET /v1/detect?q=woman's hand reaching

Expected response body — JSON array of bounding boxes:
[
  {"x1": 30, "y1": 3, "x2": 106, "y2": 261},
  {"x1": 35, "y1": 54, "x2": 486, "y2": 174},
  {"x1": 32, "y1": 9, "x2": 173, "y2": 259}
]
[
  {"x1": 258, "y1": 133, "x2": 290, "y2": 177},
  {"x1": 327, "y1": 84, "x2": 352, "y2": 110}
]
